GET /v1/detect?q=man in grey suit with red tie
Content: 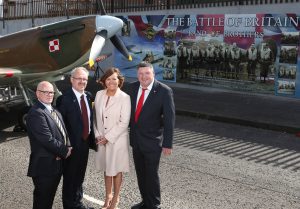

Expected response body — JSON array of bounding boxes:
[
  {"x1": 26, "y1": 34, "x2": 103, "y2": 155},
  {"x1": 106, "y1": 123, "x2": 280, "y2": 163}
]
[
  {"x1": 57, "y1": 67, "x2": 96, "y2": 209},
  {"x1": 27, "y1": 81, "x2": 72, "y2": 209},
  {"x1": 127, "y1": 62, "x2": 175, "y2": 209}
]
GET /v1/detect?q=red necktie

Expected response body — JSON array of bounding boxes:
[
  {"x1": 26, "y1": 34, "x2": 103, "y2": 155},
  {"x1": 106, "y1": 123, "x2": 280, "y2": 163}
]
[
  {"x1": 135, "y1": 88, "x2": 146, "y2": 122},
  {"x1": 80, "y1": 95, "x2": 89, "y2": 140}
]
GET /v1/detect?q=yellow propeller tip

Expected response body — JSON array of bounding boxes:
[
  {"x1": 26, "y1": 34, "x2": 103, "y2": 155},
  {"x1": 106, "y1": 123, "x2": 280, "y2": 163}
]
[
  {"x1": 89, "y1": 59, "x2": 95, "y2": 68},
  {"x1": 128, "y1": 55, "x2": 132, "y2": 61}
]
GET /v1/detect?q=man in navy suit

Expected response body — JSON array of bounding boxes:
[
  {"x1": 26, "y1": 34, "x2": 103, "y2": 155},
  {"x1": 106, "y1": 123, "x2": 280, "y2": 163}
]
[
  {"x1": 57, "y1": 67, "x2": 96, "y2": 209},
  {"x1": 127, "y1": 62, "x2": 175, "y2": 209},
  {"x1": 27, "y1": 81, "x2": 72, "y2": 209}
]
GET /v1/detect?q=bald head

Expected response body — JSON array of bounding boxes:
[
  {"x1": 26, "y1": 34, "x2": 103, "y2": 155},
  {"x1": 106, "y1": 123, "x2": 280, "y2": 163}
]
[
  {"x1": 36, "y1": 81, "x2": 54, "y2": 105},
  {"x1": 37, "y1": 81, "x2": 52, "y2": 90}
]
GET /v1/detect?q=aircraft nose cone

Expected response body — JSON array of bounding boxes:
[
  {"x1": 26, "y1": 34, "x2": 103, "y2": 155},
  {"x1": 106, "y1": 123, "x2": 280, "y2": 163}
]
[{"x1": 95, "y1": 15, "x2": 123, "y2": 38}]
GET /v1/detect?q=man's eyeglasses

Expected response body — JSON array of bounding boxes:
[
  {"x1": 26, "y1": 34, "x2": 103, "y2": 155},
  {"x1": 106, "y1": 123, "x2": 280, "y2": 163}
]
[
  {"x1": 38, "y1": 90, "x2": 55, "y2": 96},
  {"x1": 72, "y1": 77, "x2": 88, "y2": 82}
]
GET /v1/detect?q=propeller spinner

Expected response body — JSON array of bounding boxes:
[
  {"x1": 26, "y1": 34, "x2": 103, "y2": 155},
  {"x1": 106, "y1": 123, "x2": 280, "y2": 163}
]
[{"x1": 88, "y1": 15, "x2": 132, "y2": 68}]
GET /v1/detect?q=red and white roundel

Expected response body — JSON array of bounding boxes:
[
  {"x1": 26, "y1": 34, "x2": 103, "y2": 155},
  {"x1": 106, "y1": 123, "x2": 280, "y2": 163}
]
[{"x1": 49, "y1": 39, "x2": 60, "y2": 52}]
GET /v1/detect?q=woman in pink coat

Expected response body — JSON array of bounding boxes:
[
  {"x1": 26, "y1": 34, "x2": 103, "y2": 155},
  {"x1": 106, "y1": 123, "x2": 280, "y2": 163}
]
[{"x1": 93, "y1": 67, "x2": 131, "y2": 209}]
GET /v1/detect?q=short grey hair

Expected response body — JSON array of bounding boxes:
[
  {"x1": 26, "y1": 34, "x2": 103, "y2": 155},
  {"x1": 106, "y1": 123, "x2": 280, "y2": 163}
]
[{"x1": 71, "y1": 67, "x2": 89, "y2": 77}]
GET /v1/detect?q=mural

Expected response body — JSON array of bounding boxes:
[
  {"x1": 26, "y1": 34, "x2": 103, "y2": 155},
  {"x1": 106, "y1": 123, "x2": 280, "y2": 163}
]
[{"x1": 115, "y1": 14, "x2": 300, "y2": 98}]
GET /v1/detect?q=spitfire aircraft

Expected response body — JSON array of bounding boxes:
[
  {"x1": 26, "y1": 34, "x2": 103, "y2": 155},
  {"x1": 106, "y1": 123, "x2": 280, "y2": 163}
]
[{"x1": 0, "y1": 12, "x2": 132, "y2": 129}]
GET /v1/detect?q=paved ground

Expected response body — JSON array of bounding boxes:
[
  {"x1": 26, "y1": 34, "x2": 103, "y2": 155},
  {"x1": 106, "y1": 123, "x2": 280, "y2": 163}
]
[{"x1": 1, "y1": 115, "x2": 300, "y2": 209}]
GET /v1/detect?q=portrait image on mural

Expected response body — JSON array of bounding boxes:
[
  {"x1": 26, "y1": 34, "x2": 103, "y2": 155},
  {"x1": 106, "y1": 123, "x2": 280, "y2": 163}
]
[
  {"x1": 160, "y1": 40, "x2": 177, "y2": 81},
  {"x1": 278, "y1": 65, "x2": 297, "y2": 79},
  {"x1": 277, "y1": 80, "x2": 296, "y2": 95},
  {"x1": 279, "y1": 45, "x2": 298, "y2": 64},
  {"x1": 164, "y1": 41, "x2": 176, "y2": 56},
  {"x1": 164, "y1": 29, "x2": 176, "y2": 40},
  {"x1": 159, "y1": 57, "x2": 176, "y2": 80},
  {"x1": 258, "y1": 42, "x2": 276, "y2": 83},
  {"x1": 281, "y1": 32, "x2": 300, "y2": 45},
  {"x1": 175, "y1": 39, "x2": 277, "y2": 83}
]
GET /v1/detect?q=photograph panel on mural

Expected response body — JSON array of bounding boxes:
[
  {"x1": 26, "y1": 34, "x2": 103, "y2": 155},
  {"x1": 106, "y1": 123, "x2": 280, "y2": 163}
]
[
  {"x1": 281, "y1": 31, "x2": 299, "y2": 45},
  {"x1": 114, "y1": 14, "x2": 300, "y2": 97},
  {"x1": 277, "y1": 80, "x2": 296, "y2": 95},
  {"x1": 278, "y1": 64, "x2": 297, "y2": 79},
  {"x1": 279, "y1": 45, "x2": 298, "y2": 64}
]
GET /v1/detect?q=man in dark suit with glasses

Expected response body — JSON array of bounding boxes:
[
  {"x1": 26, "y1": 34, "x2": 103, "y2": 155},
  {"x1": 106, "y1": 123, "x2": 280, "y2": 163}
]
[
  {"x1": 27, "y1": 81, "x2": 72, "y2": 209},
  {"x1": 57, "y1": 67, "x2": 96, "y2": 209}
]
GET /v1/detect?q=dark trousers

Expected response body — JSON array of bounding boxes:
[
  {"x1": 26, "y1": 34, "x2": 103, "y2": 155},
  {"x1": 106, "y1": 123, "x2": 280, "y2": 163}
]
[
  {"x1": 32, "y1": 174, "x2": 61, "y2": 209},
  {"x1": 133, "y1": 147, "x2": 162, "y2": 209},
  {"x1": 63, "y1": 139, "x2": 89, "y2": 209}
]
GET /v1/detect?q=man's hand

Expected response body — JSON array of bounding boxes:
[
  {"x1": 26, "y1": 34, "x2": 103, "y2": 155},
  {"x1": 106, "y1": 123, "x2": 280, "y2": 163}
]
[{"x1": 162, "y1": 148, "x2": 172, "y2": 156}]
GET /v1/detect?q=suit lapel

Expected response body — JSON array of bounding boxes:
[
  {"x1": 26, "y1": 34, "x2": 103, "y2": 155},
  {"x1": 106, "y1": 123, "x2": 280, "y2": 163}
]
[
  {"x1": 143, "y1": 80, "x2": 158, "y2": 108},
  {"x1": 85, "y1": 91, "x2": 94, "y2": 128},
  {"x1": 132, "y1": 82, "x2": 140, "y2": 113},
  {"x1": 105, "y1": 88, "x2": 121, "y2": 110},
  {"x1": 37, "y1": 101, "x2": 52, "y2": 118},
  {"x1": 69, "y1": 90, "x2": 82, "y2": 115},
  {"x1": 37, "y1": 101, "x2": 66, "y2": 143},
  {"x1": 85, "y1": 91, "x2": 93, "y2": 112}
]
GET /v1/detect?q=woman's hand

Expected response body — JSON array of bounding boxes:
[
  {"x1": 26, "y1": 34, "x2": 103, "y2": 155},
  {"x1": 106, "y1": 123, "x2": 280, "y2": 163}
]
[
  {"x1": 96, "y1": 136, "x2": 108, "y2": 145},
  {"x1": 96, "y1": 136, "x2": 102, "y2": 145}
]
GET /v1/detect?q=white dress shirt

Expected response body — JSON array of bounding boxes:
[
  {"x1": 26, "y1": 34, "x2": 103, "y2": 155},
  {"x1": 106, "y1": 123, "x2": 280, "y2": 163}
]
[{"x1": 136, "y1": 79, "x2": 154, "y2": 108}]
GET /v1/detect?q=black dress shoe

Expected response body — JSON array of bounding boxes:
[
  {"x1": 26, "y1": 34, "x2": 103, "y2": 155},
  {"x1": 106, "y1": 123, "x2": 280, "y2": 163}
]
[{"x1": 131, "y1": 201, "x2": 145, "y2": 209}]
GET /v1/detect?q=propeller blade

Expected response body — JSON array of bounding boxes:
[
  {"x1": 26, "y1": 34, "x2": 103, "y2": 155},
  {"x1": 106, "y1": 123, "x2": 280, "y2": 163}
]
[
  {"x1": 89, "y1": 34, "x2": 105, "y2": 68},
  {"x1": 89, "y1": 15, "x2": 132, "y2": 68},
  {"x1": 110, "y1": 35, "x2": 132, "y2": 61}
]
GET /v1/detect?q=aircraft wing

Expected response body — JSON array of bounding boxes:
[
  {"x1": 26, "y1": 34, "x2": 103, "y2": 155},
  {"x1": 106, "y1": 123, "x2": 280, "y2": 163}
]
[{"x1": 0, "y1": 68, "x2": 22, "y2": 78}]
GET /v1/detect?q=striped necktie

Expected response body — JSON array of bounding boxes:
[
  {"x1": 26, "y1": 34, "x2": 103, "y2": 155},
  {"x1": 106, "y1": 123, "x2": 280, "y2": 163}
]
[{"x1": 51, "y1": 109, "x2": 67, "y2": 145}]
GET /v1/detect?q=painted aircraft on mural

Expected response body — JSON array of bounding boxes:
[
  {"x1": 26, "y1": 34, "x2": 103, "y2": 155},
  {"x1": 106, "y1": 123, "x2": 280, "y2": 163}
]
[
  {"x1": 122, "y1": 50, "x2": 164, "y2": 70},
  {"x1": 0, "y1": 1, "x2": 132, "y2": 130}
]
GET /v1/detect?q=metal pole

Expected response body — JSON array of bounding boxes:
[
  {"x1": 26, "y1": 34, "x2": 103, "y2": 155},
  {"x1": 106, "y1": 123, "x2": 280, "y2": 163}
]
[
  {"x1": 111, "y1": 0, "x2": 114, "y2": 14},
  {"x1": 2, "y1": 2, "x2": 5, "y2": 29},
  {"x1": 65, "y1": 0, "x2": 69, "y2": 19},
  {"x1": 167, "y1": 0, "x2": 170, "y2": 9},
  {"x1": 31, "y1": 0, "x2": 35, "y2": 27}
]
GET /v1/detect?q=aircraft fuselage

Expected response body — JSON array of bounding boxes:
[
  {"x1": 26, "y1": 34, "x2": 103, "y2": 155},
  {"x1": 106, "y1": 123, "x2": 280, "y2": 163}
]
[{"x1": 0, "y1": 16, "x2": 96, "y2": 80}]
